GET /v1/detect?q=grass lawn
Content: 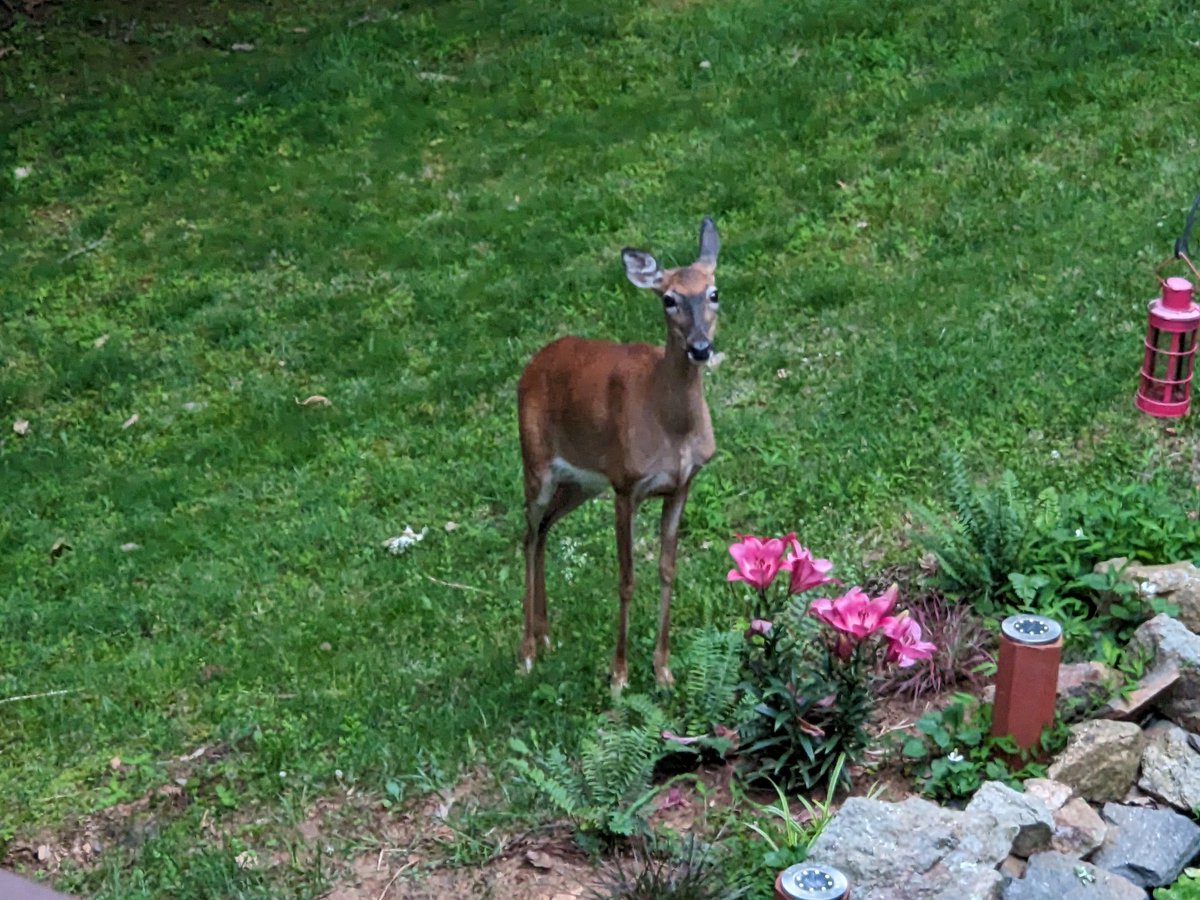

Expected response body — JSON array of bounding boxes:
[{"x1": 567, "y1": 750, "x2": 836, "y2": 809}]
[{"x1": 3, "y1": 0, "x2": 1200, "y2": 895}]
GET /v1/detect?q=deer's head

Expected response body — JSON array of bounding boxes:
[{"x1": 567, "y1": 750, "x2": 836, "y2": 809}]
[{"x1": 621, "y1": 217, "x2": 720, "y2": 365}]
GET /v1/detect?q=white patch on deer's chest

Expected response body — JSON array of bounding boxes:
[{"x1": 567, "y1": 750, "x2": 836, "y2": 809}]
[
  {"x1": 632, "y1": 441, "x2": 708, "y2": 500},
  {"x1": 549, "y1": 457, "x2": 610, "y2": 497}
]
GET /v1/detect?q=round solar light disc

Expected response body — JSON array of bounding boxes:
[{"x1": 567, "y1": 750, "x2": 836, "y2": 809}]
[
  {"x1": 1000, "y1": 614, "x2": 1062, "y2": 645},
  {"x1": 778, "y1": 863, "x2": 850, "y2": 900}
]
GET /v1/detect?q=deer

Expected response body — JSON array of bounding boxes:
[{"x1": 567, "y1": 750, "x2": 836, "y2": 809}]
[{"x1": 517, "y1": 217, "x2": 721, "y2": 691}]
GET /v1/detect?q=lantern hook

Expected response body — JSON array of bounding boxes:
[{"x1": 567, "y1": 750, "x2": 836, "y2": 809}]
[{"x1": 1162, "y1": 191, "x2": 1200, "y2": 284}]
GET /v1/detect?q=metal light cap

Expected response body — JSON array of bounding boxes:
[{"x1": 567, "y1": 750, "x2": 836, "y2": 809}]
[
  {"x1": 1001, "y1": 614, "x2": 1062, "y2": 645},
  {"x1": 778, "y1": 863, "x2": 850, "y2": 900}
]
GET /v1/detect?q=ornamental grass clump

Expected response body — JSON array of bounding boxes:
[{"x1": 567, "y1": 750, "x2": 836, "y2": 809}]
[{"x1": 728, "y1": 533, "x2": 936, "y2": 790}]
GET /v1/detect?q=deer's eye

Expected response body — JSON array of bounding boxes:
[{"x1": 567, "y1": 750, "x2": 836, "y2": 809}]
[{"x1": 709, "y1": 290, "x2": 719, "y2": 308}]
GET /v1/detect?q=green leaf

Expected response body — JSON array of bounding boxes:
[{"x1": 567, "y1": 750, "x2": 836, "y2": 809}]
[{"x1": 902, "y1": 737, "x2": 928, "y2": 759}]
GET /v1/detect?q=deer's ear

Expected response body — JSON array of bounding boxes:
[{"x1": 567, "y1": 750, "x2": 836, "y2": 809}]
[
  {"x1": 621, "y1": 248, "x2": 664, "y2": 290},
  {"x1": 697, "y1": 217, "x2": 720, "y2": 269}
]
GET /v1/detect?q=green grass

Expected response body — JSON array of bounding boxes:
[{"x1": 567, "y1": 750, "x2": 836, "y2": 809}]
[{"x1": 3, "y1": 0, "x2": 1200, "y2": 894}]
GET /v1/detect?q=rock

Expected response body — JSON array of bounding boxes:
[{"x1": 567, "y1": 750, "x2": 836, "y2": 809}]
[
  {"x1": 1023, "y1": 778, "x2": 1073, "y2": 813},
  {"x1": 966, "y1": 781, "x2": 1053, "y2": 858},
  {"x1": 1002, "y1": 851, "x2": 1146, "y2": 900},
  {"x1": 1139, "y1": 720, "x2": 1200, "y2": 813},
  {"x1": 980, "y1": 662, "x2": 1118, "y2": 716},
  {"x1": 1100, "y1": 664, "x2": 1181, "y2": 721},
  {"x1": 1051, "y1": 798, "x2": 1108, "y2": 857},
  {"x1": 806, "y1": 796, "x2": 1013, "y2": 899},
  {"x1": 999, "y1": 855, "x2": 1026, "y2": 879},
  {"x1": 1128, "y1": 614, "x2": 1200, "y2": 731},
  {"x1": 1091, "y1": 802, "x2": 1200, "y2": 888},
  {"x1": 1056, "y1": 662, "x2": 1121, "y2": 716},
  {"x1": 1047, "y1": 720, "x2": 1145, "y2": 803},
  {"x1": 1105, "y1": 559, "x2": 1200, "y2": 633},
  {"x1": 0, "y1": 869, "x2": 104, "y2": 899}
]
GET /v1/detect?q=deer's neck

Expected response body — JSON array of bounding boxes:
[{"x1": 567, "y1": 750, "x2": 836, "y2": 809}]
[{"x1": 652, "y1": 347, "x2": 709, "y2": 437}]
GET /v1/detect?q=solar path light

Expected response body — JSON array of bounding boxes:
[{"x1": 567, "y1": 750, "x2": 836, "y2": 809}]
[
  {"x1": 775, "y1": 863, "x2": 851, "y2": 900},
  {"x1": 990, "y1": 614, "x2": 1062, "y2": 751}
]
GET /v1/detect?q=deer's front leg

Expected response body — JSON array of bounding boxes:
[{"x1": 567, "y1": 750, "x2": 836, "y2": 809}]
[
  {"x1": 612, "y1": 493, "x2": 636, "y2": 694},
  {"x1": 655, "y1": 485, "x2": 690, "y2": 686}
]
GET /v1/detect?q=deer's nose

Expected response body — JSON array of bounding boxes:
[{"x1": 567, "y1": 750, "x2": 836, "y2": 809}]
[{"x1": 687, "y1": 341, "x2": 712, "y2": 362}]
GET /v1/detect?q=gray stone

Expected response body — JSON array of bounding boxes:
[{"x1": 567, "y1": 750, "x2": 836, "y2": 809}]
[
  {"x1": 1056, "y1": 662, "x2": 1121, "y2": 716},
  {"x1": 1100, "y1": 664, "x2": 1181, "y2": 721},
  {"x1": 1104, "y1": 558, "x2": 1200, "y2": 633},
  {"x1": 966, "y1": 781, "x2": 1053, "y2": 858},
  {"x1": 807, "y1": 796, "x2": 1012, "y2": 899},
  {"x1": 1051, "y1": 797, "x2": 1108, "y2": 857},
  {"x1": 1128, "y1": 614, "x2": 1200, "y2": 731},
  {"x1": 1023, "y1": 778, "x2": 1073, "y2": 812},
  {"x1": 1139, "y1": 720, "x2": 1200, "y2": 813},
  {"x1": 1002, "y1": 851, "x2": 1146, "y2": 900},
  {"x1": 1046, "y1": 720, "x2": 1145, "y2": 803},
  {"x1": 1091, "y1": 802, "x2": 1200, "y2": 888}
]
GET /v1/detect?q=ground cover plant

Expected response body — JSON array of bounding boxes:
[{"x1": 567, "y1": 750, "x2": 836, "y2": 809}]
[{"x1": 4, "y1": 0, "x2": 1200, "y2": 895}]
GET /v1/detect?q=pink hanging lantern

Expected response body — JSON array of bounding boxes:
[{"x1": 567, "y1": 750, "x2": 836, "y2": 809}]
[
  {"x1": 1138, "y1": 196, "x2": 1200, "y2": 418},
  {"x1": 1135, "y1": 274, "x2": 1200, "y2": 418}
]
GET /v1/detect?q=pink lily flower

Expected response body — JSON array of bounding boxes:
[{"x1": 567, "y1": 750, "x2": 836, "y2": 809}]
[
  {"x1": 780, "y1": 534, "x2": 839, "y2": 595},
  {"x1": 810, "y1": 584, "x2": 899, "y2": 640},
  {"x1": 745, "y1": 618, "x2": 774, "y2": 639},
  {"x1": 727, "y1": 534, "x2": 786, "y2": 591},
  {"x1": 882, "y1": 614, "x2": 937, "y2": 668}
]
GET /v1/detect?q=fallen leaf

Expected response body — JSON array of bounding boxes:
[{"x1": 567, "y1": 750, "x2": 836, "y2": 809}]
[
  {"x1": 235, "y1": 849, "x2": 258, "y2": 869},
  {"x1": 295, "y1": 394, "x2": 332, "y2": 407},
  {"x1": 657, "y1": 785, "x2": 690, "y2": 811},
  {"x1": 230, "y1": 42, "x2": 255, "y2": 51},
  {"x1": 122, "y1": 413, "x2": 139, "y2": 429},
  {"x1": 525, "y1": 849, "x2": 557, "y2": 871},
  {"x1": 49, "y1": 538, "x2": 72, "y2": 563},
  {"x1": 444, "y1": 521, "x2": 459, "y2": 532},
  {"x1": 37, "y1": 845, "x2": 50, "y2": 862},
  {"x1": 120, "y1": 542, "x2": 140, "y2": 552},
  {"x1": 93, "y1": 333, "x2": 110, "y2": 348},
  {"x1": 178, "y1": 746, "x2": 208, "y2": 762},
  {"x1": 110, "y1": 756, "x2": 122, "y2": 770},
  {"x1": 292, "y1": 26, "x2": 309, "y2": 33},
  {"x1": 13, "y1": 418, "x2": 29, "y2": 435}
]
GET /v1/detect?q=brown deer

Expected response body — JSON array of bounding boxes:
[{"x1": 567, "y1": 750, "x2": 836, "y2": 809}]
[{"x1": 517, "y1": 218, "x2": 721, "y2": 691}]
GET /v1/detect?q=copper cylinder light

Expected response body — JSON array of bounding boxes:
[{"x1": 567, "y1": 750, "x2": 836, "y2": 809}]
[{"x1": 990, "y1": 614, "x2": 1062, "y2": 752}]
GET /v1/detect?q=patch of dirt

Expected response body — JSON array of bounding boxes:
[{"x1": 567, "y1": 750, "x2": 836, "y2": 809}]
[
  {"x1": 324, "y1": 840, "x2": 599, "y2": 900},
  {"x1": 283, "y1": 768, "x2": 604, "y2": 899},
  {"x1": 6, "y1": 782, "x2": 190, "y2": 876},
  {"x1": 2, "y1": 742, "x2": 235, "y2": 878}
]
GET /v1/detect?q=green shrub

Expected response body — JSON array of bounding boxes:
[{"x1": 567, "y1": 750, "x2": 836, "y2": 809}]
[{"x1": 899, "y1": 694, "x2": 1064, "y2": 801}]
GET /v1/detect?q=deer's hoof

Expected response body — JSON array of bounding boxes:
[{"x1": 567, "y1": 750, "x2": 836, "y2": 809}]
[
  {"x1": 655, "y1": 666, "x2": 674, "y2": 687},
  {"x1": 521, "y1": 656, "x2": 534, "y2": 674},
  {"x1": 610, "y1": 670, "x2": 629, "y2": 697}
]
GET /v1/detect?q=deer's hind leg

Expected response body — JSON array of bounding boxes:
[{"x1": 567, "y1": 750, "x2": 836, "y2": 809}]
[
  {"x1": 532, "y1": 482, "x2": 590, "y2": 648},
  {"x1": 522, "y1": 472, "x2": 590, "y2": 671}
]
